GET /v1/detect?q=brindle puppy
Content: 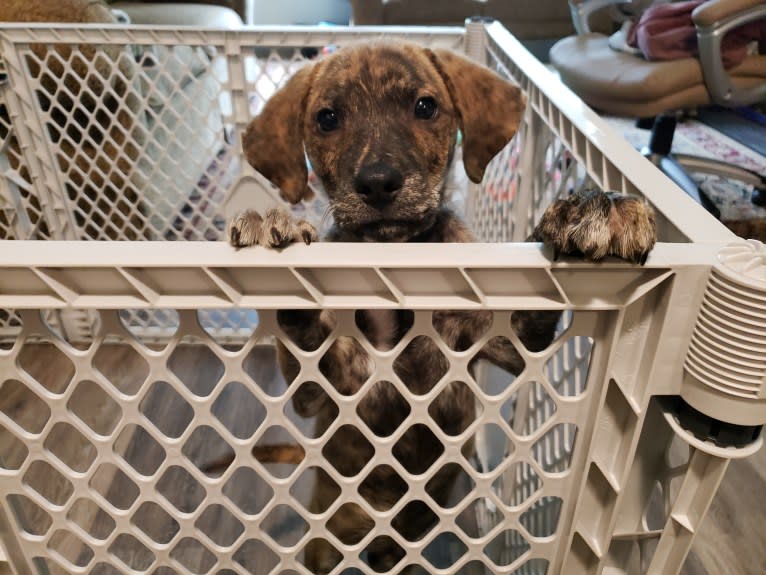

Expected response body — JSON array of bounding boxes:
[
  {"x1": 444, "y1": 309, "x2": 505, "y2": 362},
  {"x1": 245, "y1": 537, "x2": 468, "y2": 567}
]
[{"x1": 230, "y1": 42, "x2": 656, "y2": 573}]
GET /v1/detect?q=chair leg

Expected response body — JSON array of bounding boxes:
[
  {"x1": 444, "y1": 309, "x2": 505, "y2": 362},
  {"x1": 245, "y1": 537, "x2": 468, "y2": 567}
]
[
  {"x1": 636, "y1": 116, "x2": 656, "y2": 130},
  {"x1": 646, "y1": 114, "x2": 675, "y2": 156},
  {"x1": 642, "y1": 113, "x2": 766, "y2": 210},
  {"x1": 640, "y1": 115, "x2": 721, "y2": 219},
  {"x1": 653, "y1": 155, "x2": 722, "y2": 219}
]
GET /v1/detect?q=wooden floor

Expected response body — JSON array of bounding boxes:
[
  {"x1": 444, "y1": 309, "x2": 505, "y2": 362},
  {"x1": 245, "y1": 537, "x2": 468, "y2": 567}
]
[
  {"x1": 1, "y1": 343, "x2": 764, "y2": 574},
  {"x1": 681, "y1": 449, "x2": 766, "y2": 575}
]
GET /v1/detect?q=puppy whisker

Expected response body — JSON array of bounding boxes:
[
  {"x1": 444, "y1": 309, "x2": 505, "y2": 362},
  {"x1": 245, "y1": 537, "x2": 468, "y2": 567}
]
[{"x1": 320, "y1": 203, "x2": 336, "y2": 229}]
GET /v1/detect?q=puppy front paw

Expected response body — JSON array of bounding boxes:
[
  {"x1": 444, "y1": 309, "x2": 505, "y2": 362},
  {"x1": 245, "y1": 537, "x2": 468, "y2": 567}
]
[
  {"x1": 228, "y1": 208, "x2": 318, "y2": 248},
  {"x1": 533, "y1": 190, "x2": 656, "y2": 264}
]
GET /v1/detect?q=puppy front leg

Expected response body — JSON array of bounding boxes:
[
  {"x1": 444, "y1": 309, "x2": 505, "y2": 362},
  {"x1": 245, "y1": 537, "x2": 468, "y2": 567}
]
[
  {"x1": 434, "y1": 310, "x2": 526, "y2": 375},
  {"x1": 475, "y1": 312, "x2": 560, "y2": 373},
  {"x1": 495, "y1": 189, "x2": 658, "y2": 360},
  {"x1": 277, "y1": 309, "x2": 331, "y2": 351},
  {"x1": 486, "y1": 190, "x2": 658, "y2": 368},
  {"x1": 277, "y1": 309, "x2": 333, "y2": 417}
]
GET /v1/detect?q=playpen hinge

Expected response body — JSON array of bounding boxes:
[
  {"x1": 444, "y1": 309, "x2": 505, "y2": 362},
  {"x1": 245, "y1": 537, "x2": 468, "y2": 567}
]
[
  {"x1": 464, "y1": 17, "x2": 490, "y2": 64},
  {"x1": 680, "y1": 239, "x2": 766, "y2": 445}
]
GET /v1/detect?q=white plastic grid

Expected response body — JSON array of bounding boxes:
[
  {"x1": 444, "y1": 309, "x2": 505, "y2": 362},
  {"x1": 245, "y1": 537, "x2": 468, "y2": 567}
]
[
  {"x1": 0, "y1": 26, "x2": 466, "y2": 343},
  {"x1": 0, "y1": 239, "x2": 757, "y2": 575},
  {"x1": 0, "y1": 90, "x2": 52, "y2": 243},
  {"x1": 18, "y1": 41, "x2": 232, "y2": 242},
  {"x1": 471, "y1": 100, "x2": 596, "y2": 245},
  {"x1": 0, "y1": 21, "x2": 760, "y2": 575}
]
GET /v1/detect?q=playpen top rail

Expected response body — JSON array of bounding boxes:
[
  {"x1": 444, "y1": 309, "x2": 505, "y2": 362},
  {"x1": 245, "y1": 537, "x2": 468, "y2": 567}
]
[
  {"x1": 0, "y1": 23, "x2": 467, "y2": 48},
  {"x1": 0, "y1": 240, "x2": 721, "y2": 310}
]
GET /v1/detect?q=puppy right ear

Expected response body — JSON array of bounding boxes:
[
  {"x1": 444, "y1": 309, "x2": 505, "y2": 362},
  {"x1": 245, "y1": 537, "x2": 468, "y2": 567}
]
[{"x1": 242, "y1": 65, "x2": 314, "y2": 204}]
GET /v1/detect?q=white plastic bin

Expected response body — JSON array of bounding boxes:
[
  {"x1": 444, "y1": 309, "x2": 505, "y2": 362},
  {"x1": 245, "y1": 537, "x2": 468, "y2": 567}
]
[{"x1": 0, "y1": 21, "x2": 763, "y2": 575}]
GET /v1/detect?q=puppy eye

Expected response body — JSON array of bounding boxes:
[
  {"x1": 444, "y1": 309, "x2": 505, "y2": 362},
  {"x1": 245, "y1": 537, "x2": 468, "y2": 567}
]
[
  {"x1": 414, "y1": 96, "x2": 437, "y2": 120},
  {"x1": 316, "y1": 108, "x2": 340, "y2": 132}
]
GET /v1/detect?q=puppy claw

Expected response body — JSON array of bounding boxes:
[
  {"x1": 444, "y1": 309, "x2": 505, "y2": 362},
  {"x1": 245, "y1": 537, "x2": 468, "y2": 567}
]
[
  {"x1": 270, "y1": 227, "x2": 284, "y2": 247},
  {"x1": 298, "y1": 220, "x2": 319, "y2": 245},
  {"x1": 229, "y1": 226, "x2": 241, "y2": 248}
]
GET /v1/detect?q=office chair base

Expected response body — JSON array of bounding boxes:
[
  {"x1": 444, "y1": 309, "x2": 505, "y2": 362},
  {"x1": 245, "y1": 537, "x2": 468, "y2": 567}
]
[
  {"x1": 674, "y1": 154, "x2": 766, "y2": 208},
  {"x1": 640, "y1": 115, "x2": 719, "y2": 217},
  {"x1": 642, "y1": 149, "x2": 722, "y2": 219},
  {"x1": 640, "y1": 113, "x2": 766, "y2": 215}
]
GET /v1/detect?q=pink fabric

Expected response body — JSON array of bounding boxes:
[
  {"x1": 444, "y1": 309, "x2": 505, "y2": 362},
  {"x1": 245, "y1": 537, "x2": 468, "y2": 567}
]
[{"x1": 626, "y1": 0, "x2": 765, "y2": 68}]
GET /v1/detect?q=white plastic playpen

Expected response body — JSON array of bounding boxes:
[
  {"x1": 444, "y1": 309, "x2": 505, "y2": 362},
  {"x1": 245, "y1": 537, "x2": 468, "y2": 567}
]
[{"x1": 0, "y1": 20, "x2": 763, "y2": 575}]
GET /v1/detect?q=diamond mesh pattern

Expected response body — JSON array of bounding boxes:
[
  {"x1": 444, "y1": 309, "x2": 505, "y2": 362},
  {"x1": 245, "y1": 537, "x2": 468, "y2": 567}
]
[
  {"x1": 0, "y1": 307, "x2": 596, "y2": 574},
  {"x1": 0, "y1": 91, "x2": 51, "y2": 241},
  {"x1": 472, "y1": 115, "x2": 526, "y2": 242},
  {"x1": 0, "y1": 33, "x2": 465, "y2": 342},
  {"x1": 21, "y1": 43, "x2": 234, "y2": 242},
  {"x1": 1, "y1": 87, "x2": 49, "y2": 338}
]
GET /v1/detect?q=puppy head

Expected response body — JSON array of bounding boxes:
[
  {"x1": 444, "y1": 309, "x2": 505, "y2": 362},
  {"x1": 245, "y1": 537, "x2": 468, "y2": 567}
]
[{"x1": 243, "y1": 42, "x2": 525, "y2": 239}]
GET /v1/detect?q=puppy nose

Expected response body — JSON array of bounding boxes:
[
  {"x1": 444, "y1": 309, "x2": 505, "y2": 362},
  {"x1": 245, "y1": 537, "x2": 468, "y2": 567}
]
[{"x1": 354, "y1": 163, "x2": 403, "y2": 207}]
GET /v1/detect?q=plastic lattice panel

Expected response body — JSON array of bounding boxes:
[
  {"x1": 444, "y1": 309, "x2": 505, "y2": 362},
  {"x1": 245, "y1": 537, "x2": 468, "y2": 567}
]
[
  {"x1": 0, "y1": 24, "x2": 744, "y2": 575},
  {"x1": 0, "y1": 91, "x2": 53, "y2": 241},
  {"x1": 1, "y1": 86, "x2": 52, "y2": 341},
  {"x1": 0, "y1": 33, "x2": 463, "y2": 343},
  {"x1": 0, "y1": 42, "x2": 320, "y2": 341},
  {"x1": 472, "y1": 113, "x2": 596, "y2": 243},
  {"x1": 19, "y1": 42, "x2": 235, "y2": 241},
  {"x1": 0, "y1": 29, "x2": 464, "y2": 245},
  {"x1": 471, "y1": 115, "x2": 526, "y2": 243},
  {"x1": 0, "y1": 306, "x2": 599, "y2": 575},
  {"x1": 529, "y1": 135, "x2": 595, "y2": 232}
]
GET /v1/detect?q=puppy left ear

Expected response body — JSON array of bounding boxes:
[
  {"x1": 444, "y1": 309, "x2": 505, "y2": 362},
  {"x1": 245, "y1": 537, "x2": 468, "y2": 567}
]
[{"x1": 428, "y1": 49, "x2": 526, "y2": 183}]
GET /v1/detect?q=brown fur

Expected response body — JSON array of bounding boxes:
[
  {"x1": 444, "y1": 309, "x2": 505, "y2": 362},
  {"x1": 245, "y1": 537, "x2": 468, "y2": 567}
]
[
  {"x1": 1, "y1": 0, "x2": 114, "y2": 24},
  {"x1": 531, "y1": 189, "x2": 656, "y2": 264},
  {"x1": 230, "y1": 42, "x2": 656, "y2": 573}
]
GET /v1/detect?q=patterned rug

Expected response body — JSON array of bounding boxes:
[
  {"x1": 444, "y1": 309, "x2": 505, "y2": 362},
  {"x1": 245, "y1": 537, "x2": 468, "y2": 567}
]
[{"x1": 606, "y1": 116, "x2": 766, "y2": 241}]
